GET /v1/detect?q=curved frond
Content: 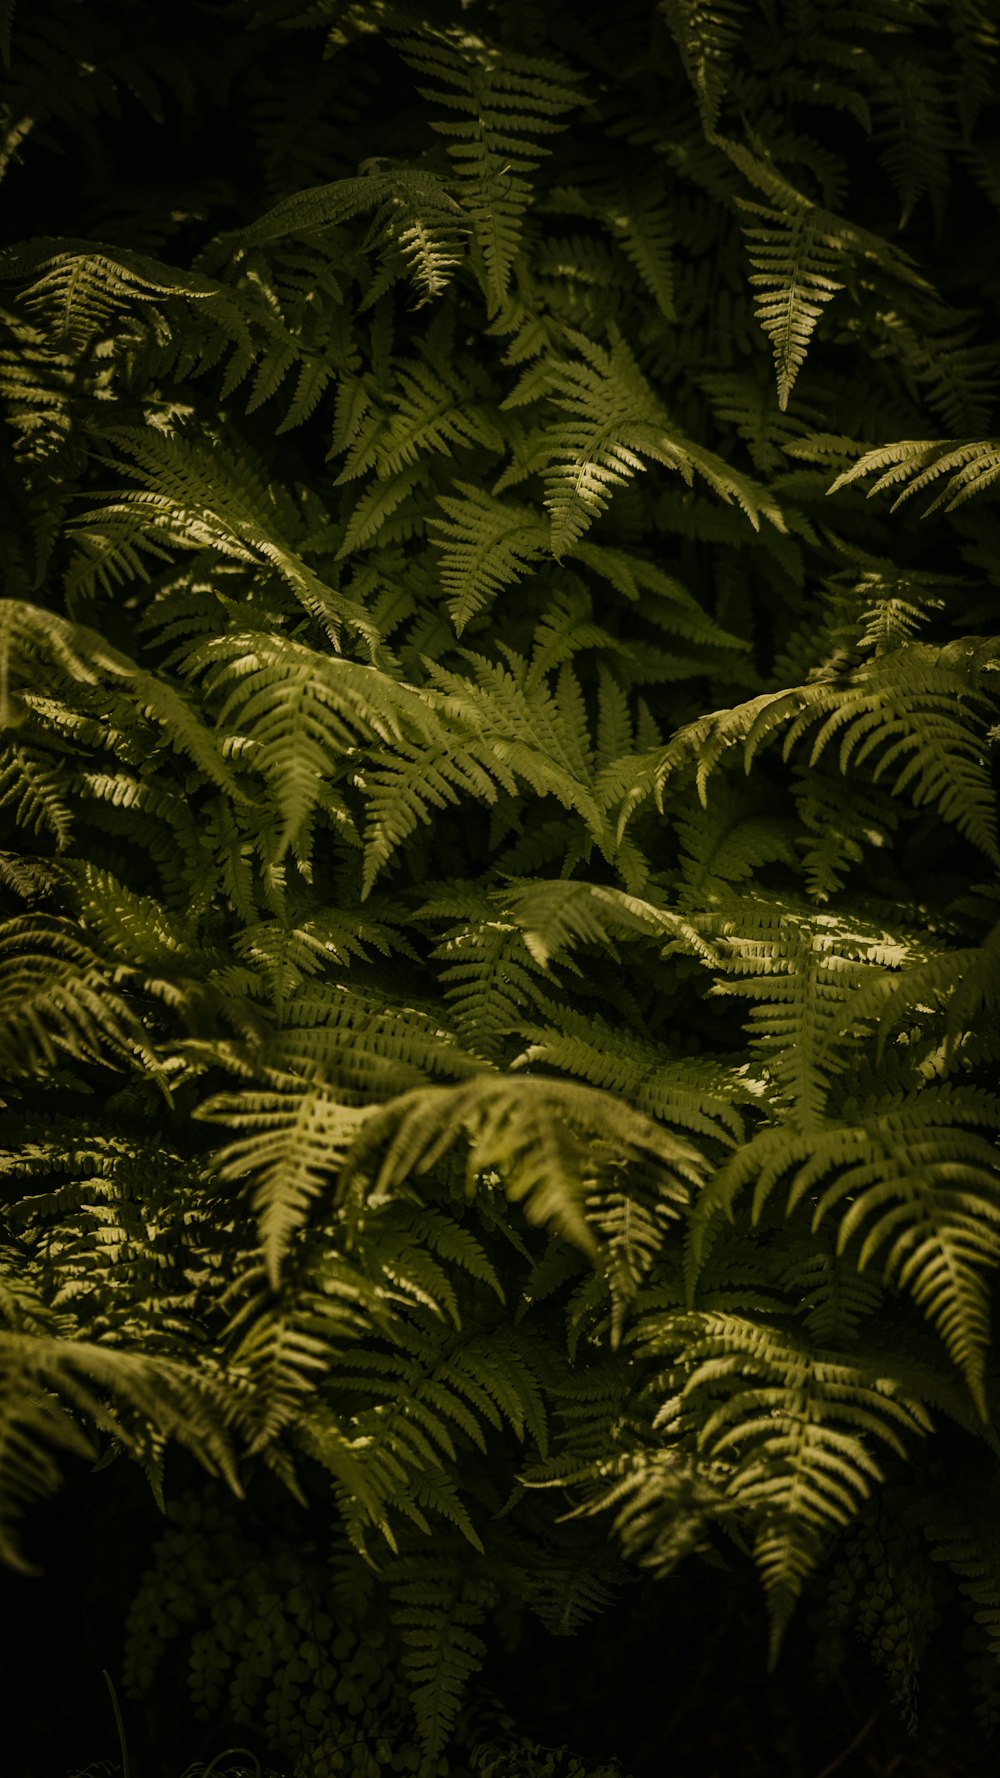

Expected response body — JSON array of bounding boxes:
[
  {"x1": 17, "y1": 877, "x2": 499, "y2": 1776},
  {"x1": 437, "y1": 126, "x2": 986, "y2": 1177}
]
[{"x1": 340, "y1": 1074, "x2": 703, "y2": 1262}]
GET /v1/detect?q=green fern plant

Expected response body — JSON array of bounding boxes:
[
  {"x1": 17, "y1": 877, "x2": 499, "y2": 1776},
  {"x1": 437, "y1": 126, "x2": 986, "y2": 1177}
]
[{"x1": 3, "y1": 0, "x2": 1000, "y2": 1774}]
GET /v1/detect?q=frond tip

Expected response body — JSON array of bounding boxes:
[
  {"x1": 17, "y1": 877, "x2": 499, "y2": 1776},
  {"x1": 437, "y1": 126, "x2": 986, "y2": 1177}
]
[{"x1": 739, "y1": 199, "x2": 844, "y2": 411}]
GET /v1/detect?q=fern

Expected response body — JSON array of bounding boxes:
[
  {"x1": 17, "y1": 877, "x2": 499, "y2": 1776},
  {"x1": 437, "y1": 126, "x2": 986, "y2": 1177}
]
[
  {"x1": 429, "y1": 484, "x2": 548, "y2": 632},
  {"x1": 618, "y1": 644, "x2": 999, "y2": 866},
  {"x1": 5, "y1": 0, "x2": 1000, "y2": 1770},
  {"x1": 390, "y1": 1548, "x2": 494, "y2": 1768},
  {"x1": 394, "y1": 28, "x2": 581, "y2": 315},
  {"x1": 0, "y1": 1328, "x2": 241, "y2": 1570},
  {"x1": 872, "y1": 53, "x2": 956, "y2": 228},
  {"x1": 695, "y1": 1088, "x2": 1000, "y2": 1414},
  {"x1": 339, "y1": 1074, "x2": 703, "y2": 1262},
  {"x1": 660, "y1": 0, "x2": 749, "y2": 137},
  {"x1": 195, "y1": 1082, "x2": 379, "y2": 1287},
  {"x1": 830, "y1": 435, "x2": 1000, "y2": 513},
  {"x1": 737, "y1": 197, "x2": 845, "y2": 414},
  {"x1": 637, "y1": 1309, "x2": 933, "y2": 1658},
  {"x1": 503, "y1": 327, "x2": 787, "y2": 556}
]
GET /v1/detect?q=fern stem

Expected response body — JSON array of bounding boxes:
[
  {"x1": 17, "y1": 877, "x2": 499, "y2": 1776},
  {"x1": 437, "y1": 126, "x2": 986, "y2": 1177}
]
[{"x1": 102, "y1": 1669, "x2": 131, "y2": 1778}]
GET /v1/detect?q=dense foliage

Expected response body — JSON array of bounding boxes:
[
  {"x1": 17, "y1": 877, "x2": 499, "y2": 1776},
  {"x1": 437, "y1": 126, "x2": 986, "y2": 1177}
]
[{"x1": 3, "y1": 0, "x2": 1000, "y2": 1772}]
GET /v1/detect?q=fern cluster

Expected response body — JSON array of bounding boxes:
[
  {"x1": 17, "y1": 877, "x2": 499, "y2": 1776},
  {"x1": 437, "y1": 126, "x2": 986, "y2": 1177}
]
[{"x1": 3, "y1": 0, "x2": 1000, "y2": 1772}]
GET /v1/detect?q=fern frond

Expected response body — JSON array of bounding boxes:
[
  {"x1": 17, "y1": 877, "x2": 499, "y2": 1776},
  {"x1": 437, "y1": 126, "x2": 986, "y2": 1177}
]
[
  {"x1": 0, "y1": 850, "x2": 59, "y2": 903},
  {"x1": 358, "y1": 655, "x2": 609, "y2": 892},
  {"x1": 181, "y1": 628, "x2": 412, "y2": 869},
  {"x1": 950, "y1": 0, "x2": 1000, "y2": 141},
  {"x1": 232, "y1": 906, "x2": 408, "y2": 1020},
  {"x1": 346, "y1": 340, "x2": 504, "y2": 482},
  {"x1": 340, "y1": 1075, "x2": 703, "y2": 1261},
  {"x1": 367, "y1": 1200, "x2": 506, "y2": 1309},
  {"x1": 0, "y1": 597, "x2": 242, "y2": 797},
  {"x1": 395, "y1": 28, "x2": 580, "y2": 314},
  {"x1": 0, "y1": 914, "x2": 165, "y2": 1080},
  {"x1": 737, "y1": 198, "x2": 844, "y2": 412},
  {"x1": 242, "y1": 983, "x2": 486, "y2": 1093},
  {"x1": 7, "y1": 238, "x2": 241, "y2": 350},
  {"x1": 570, "y1": 542, "x2": 748, "y2": 652},
  {"x1": 647, "y1": 1310, "x2": 932, "y2": 1656},
  {"x1": 516, "y1": 1537, "x2": 626, "y2": 1637},
  {"x1": 873, "y1": 55, "x2": 956, "y2": 227},
  {"x1": 779, "y1": 1243, "x2": 885, "y2": 1348},
  {"x1": 824, "y1": 1509, "x2": 935, "y2": 1724},
  {"x1": 195, "y1": 1082, "x2": 377, "y2": 1287},
  {"x1": 721, "y1": 136, "x2": 933, "y2": 296},
  {"x1": 0, "y1": 742, "x2": 74, "y2": 846},
  {"x1": 389, "y1": 1548, "x2": 494, "y2": 1765},
  {"x1": 922, "y1": 1499, "x2": 1000, "y2": 1661},
  {"x1": 696, "y1": 1088, "x2": 1000, "y2": 1413},
  {"x1": 700, "y1": 898, "x2": 918, "y2": 1118},
  {"x1": 674, "y1": 779, "x2": 800, "y2": 896},
  {"x1": 0, "y1": 1354, "x2": 96, "y2": 1572},
  {"x1": 221, "y1": 1270, "x2": 376, "y2": 1453},
  {"x1": 620, "y1": 645, "x2": 999, "y2": 865},
  {"x1": 420, "y1": 882, "x2": 553, "y2": 1061},
  {"x1": 660, "y1": 0, "x2": 749, "y2": 136},
  {"x1": 513, "y1": 999, "x2": 746, "y2": 1145},
  {"x1": 829, "y1": 436, "x2": 1000, "y2": 514},
  {"x1": 0, "y1": 1331, "x2": 241, "y2": 1569},
  {"x1": 63, "y1": 863, "x2": 200, "y2": 965},
  {"x1": 536, "y1": 1444, "x2": 734, "y2": 1580},
  {"x1": 428, "y1": 485, "x2": 548, "y2": 633},
  {"x1": 504, "y1": 328, "x2": 786, "y2": 557},
  {"x1": 225, "y1": 162, "x2": 469, "y2": 306},
  {"x1": 806, "y1": 1092, "x2": 1000, "y2": 1414},
  {"x1": 494, "y1": 878, "x2": 713, "y2": 971},
  {"x1": 296, "y1": 1315, "x2": 546, "y2": 1566},
  {"x1": 70, "y1": 428, "x2": 383, "y2": 655},
  {"x1": 836, "y1": 916, "x2": 1000, "y2": 1062}
]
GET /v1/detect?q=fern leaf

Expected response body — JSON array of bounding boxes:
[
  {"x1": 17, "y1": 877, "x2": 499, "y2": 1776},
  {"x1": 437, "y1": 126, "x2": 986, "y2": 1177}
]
[
  {"x1": 0, "y1": 743, "x2": 74, "y2": 847},
  {"x1": 873, "y1": 55, "x2": 956, "y2": 227},
  {"x1": 429, "y1": 484, "x2": 548, "y2": 632},
  {"x1": 699, "y1": 898, "x2": 915, "y2": 1119},
  {"x1": 504, "y1": 329, "x2": 786, "y2": 557},
  {"x1": 738, "y1": 198, "x2": 844, "y2": 411},
  {"x1": 696, "y1": 1089, "x2": 1000, "y2": 1416},
  {"x1": 658, "y1": 1311, "x2": 932, "y2": 1656},
  {"x1": 389, "y1": 1549, "x2": 494, "y2": 1766},
  {"x1": 0, "y1": 1354, "x2": 95, "y2": 1573},
  {"x1": 809, "y1": 1092, "x2": 1000, "y2": 1416},
  {"x1": 395, "y1": 29, "x2": 580, "y2": 314},
  {"x1": 514, "y1": 999, "x2": 745, "y2": 1145},
  {"x1": 922, "y1": 1501, "x2": 1000, "y2": 1661},
  {"x1": 0, "y1": 1331, "x2": 241, "y2": 1569},
  {"x1": 232, "y1": 907, "x2": 408, "y2": 1020},
  {"x1": 72, "y1": 428, "x2": 383, "y2": 655},
  {"x1": 181, "y1": 629, "x2": 418, "y2": 869},
  {"x1": 341, "y1": 1075, "x2": 702, "y2": 1260},
  {"x1": 0, "y1": 914, "x2": 165, "y2": 1080},
  {"x1": 660, "y1": 0, "x2": 749, "y2": 136},
  {"x1": 9, "y1": 238, "x2": 238, "y2": 350},
  {"x1": 1, "y1": 598, "x2": 243, "y2": 800},
  {"x1": 195, "y1": 1083, "x2": 377, "y2": 1287},
  {"x1": 829, "y1": 436, "x2": 1000, "y2": 514},
  {"x1": 620, "y1": 647, "x2": 999, "y2": 865}
]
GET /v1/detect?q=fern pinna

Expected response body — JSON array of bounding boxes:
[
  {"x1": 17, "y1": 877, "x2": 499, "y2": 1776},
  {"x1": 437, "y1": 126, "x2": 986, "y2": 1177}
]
[{"x1": 2, "y1": 0, "x2": 1000, "y2": 1773}]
